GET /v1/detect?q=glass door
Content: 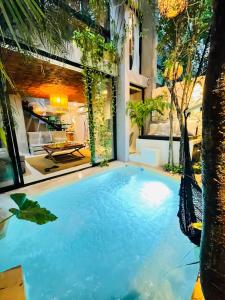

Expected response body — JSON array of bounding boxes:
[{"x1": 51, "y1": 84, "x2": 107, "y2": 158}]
[
  {"x1": 86, "y1": 73, "x2": 116, "y2": 165},
  {"x1": 0, "y1": 77, "x2": 23, "y2": 191}
]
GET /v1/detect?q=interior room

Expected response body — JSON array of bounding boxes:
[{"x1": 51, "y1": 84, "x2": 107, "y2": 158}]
[{"x1": 2, "y1": 49, "x2": 91, "y2": 184}]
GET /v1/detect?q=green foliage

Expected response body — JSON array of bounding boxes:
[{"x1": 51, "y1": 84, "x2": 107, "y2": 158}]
[
  {"x1": 163, "y1": 163, "x2": 183, "y2": 174},
  {"x1": 127, "y1": 101, "x2": 149, "y2": 133},
  {"x1": 8, "y1": 193, "x2": 57, "y2": 225},
  {"x1": 158, "y1": 0, "x2": 212, "y2": 80},
  {"x1": 73, "y1": 27, "x2": 117, "y2": 72},
  {"x1": 127, "y1": 96, "x2": 169, "y2": 134},
  {"x1": 145, "y1": 96, "x2": 170, "y2": 114},
  {"x1": 157, "y1": 0, "x2": 212, "y2": 165},
  {"x1": 73, "y1": 27, "x2": 117, "y2": 166},
  {"x1": 0, "y1": 0, "x2": 67, "y2": 82},
  {"x1": 163, "y1": 162, "x2": 202, "y2": 174},
  {"x1": 99, "y1": 159, "x2": 109, "y2": 167},
  {"x1": 88, "y1": 0, "x2": 110, "y2": 24},
  {"x1": 91, "y1": 74, "x2": 113, "y2": 164}
]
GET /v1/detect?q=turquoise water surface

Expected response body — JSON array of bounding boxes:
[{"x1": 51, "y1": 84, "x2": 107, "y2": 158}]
[{"x1": 0, "y1": 166, "x2": 198, "y2": 300}]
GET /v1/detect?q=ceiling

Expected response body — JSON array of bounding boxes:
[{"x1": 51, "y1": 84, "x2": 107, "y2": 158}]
[{"x1": 2, "y1": 48, "x2": 86, "y2": 103}]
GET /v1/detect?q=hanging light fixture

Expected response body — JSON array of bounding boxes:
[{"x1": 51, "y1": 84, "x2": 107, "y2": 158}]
[
  {"x1": 50, "y1": 94, "x2": 68, "y2": 113},
  {"x1": 158, "y1": 0, "x2": 188, "y2": 19}
]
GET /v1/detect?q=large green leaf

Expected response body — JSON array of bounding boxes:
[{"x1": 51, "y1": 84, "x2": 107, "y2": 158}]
[
  {"x1": 9, "y1": 193, "x2": 57, "y2": 225},
  {"x1": 10, "y1": 193, "x2": 27, "y2": 209}
]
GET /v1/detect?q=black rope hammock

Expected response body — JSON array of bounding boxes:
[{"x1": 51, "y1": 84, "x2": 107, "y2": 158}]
[{"x1": 177, "y1": 112, "x2": 202, "y2": 247}]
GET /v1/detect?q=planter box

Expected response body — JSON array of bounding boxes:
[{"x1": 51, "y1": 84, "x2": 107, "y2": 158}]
[{"x1": 129, "y1": 137, "x2": 196, "y2": 166}]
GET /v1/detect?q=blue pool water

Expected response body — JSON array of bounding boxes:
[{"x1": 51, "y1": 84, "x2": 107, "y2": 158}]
[{"x1": 0, "y1": 166, "x2": 198, "y2": 300}]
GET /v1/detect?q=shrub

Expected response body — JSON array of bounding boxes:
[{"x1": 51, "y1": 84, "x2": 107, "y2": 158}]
[{"x1": 163, "y1": 164, "x2": 183, "y2": 174}]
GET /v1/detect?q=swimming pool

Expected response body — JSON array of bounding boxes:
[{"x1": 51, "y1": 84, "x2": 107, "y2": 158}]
[{"x1": 0, "y1": 166, "x2": 198, "y2": 300}]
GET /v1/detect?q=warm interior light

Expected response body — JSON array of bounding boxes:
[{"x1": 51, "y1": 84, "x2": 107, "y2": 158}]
[
  {"x1": 158, "y1": 0, "x2": 188, "y2": 19},
  {"x1": 50, "y1": 94, "x2": 68, "y2": 109}
]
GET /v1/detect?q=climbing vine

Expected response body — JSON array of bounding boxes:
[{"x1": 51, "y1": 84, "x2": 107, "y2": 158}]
[
  {"x1": 73, "y1": 0, "x2": 146, "y2": 165},
  {"x1": 73, "y1": 27, "x2": 118, "y2": 165}
]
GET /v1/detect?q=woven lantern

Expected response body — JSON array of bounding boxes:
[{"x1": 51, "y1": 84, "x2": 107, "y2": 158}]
[
  {"x1": 50, "y1": 94, "x2": 68, "y2": 113},
  {"x1": 158, "y1": 0, "x2": 188, "y2": 19}
]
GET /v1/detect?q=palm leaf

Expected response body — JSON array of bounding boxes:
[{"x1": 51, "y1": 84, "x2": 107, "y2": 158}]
[{"x1": 0, "y1": 0, "x2": 65, "y2": 82}]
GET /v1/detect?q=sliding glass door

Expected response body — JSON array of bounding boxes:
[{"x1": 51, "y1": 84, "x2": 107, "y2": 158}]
[
  {"x1": 87, "y1": 74, "x2": 116, "y2": 165},
  {"x1": 0, "y1": 77, "x2": 23, "y2": 191}
]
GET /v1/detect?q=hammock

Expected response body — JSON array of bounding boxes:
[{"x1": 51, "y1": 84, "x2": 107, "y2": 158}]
[{"x1": 177, "y1": 112, "x2": 202, "y2": 247}]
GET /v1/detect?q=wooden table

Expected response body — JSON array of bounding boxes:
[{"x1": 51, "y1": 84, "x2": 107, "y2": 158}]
[{"x1": 43, "y1": 143, "x2": 85, "y2": 163}]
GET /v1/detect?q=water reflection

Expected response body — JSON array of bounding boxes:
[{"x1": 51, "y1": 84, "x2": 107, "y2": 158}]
[{"x1": 141, "y1": 181, "x2": 172, "y2": 208}]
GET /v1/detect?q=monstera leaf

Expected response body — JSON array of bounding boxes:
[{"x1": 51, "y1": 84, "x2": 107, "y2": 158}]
[{"x1": 9, "y1": 193, "x2": 57, "y2": 225}]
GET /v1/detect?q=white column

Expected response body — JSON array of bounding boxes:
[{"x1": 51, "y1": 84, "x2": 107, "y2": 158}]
[{"x1": 116, "y1": 8, "x2": 130, "y2": 162}]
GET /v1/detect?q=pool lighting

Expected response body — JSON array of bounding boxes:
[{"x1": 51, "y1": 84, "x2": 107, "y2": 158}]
[{"x1": 141, "y1": 181, "x2": 172, "y2": 207}]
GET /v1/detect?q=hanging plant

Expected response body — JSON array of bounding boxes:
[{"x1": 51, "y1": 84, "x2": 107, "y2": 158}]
[
  {"x1": 73, "y1": 27, "x2": 118, "y2": 74},
  {"x1": 158, "y1": 0, "x2": 188, "y2": 19}
]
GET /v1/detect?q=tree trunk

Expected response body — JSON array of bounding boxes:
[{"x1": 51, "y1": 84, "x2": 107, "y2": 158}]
[
  {"x1": 200, "y1": 1, "x2": 225, "y2": 299},
  {"x1": 168, "y1": 100, "x2": 174, "y2": 166},
  {"x1": 179, "y1": 120, "x2": 185, "y2": 166},
  {"x1": 168, "y1": 84, "x2": 175, "y2": 166},
  {"x1": 170, "y1": 100, "x2": 185, "y2": 166},
  {"x1": 171, "y1": 87, "x2": 185, "y2": 166}
]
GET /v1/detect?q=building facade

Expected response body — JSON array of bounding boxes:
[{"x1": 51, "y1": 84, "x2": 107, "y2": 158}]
[{"x1": 0, "y1": 1, "x2": 156, "y2": 192}]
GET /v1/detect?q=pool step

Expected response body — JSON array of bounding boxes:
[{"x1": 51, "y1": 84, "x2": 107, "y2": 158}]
[
  {"x1": 129, "y1": 147, "x2": 160, "y2": 167},
  {"x1": 0, "y1": 265, "x2": 26, "y2": 300}
]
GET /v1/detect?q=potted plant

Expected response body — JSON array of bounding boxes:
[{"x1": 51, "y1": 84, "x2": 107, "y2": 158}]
[{"x1": 127, "y1": 96, "x2": 169, "y2": 135}]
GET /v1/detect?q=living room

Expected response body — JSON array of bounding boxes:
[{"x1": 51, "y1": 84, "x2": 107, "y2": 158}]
[{"x1": 3, "y1": 48, "x2": 92, "y2": 184}]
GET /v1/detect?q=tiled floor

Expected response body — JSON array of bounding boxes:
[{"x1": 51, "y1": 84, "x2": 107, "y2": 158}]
[{"x1": 23, "y1": 153, "x2": 91, "y2": 184}]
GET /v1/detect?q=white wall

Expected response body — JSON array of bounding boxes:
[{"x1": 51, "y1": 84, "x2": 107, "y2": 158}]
[
  {"x1": 141, "y1": 1, "x2": 157, "y2": 96},
  {"x1": 136, "y1": 138, "x2": 195, "y2": 166},
  {"x1": 116, "y1": 8, "x2": 130, "y2": 162},
  {"x1": 114, "y1": 2, "x2": 157, "y2": 161},
  {"x1": 136, "y1": 138, "x2": 180, "y2": 165},
  {"x1": 35, "y1": 38, "x2": 118, "y2": 77}
]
